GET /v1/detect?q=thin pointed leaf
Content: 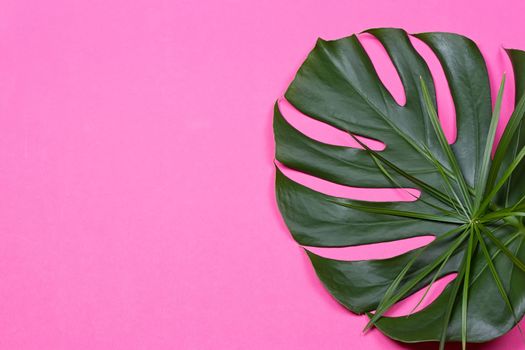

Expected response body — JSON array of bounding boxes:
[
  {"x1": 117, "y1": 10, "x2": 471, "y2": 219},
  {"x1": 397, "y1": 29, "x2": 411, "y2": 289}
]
[
  {"x1": 419, "y1": 76, "x2": 473, "y2": 210},
  {"x1": 475, "y1": 75, "x2": 506, "y2": 210},
  {"x1": 480, "y1": 225, "x2": 525, "y2": 272},
  {"x1": 367, "y1": 230, "x2": 468, "y2": 328},
  {"x1": 487, "y1": 91, "x2": 525, "y2": 194},
  {"x1": 332, "y1": 200, "x2": 463, "y2": 224},
  {"x1": 474, "y1": 226, "x2": 523, "y2": 333},
  {"x1": 440, "y1": 257, "x2": 468, "y2": 350},
  {"x1": 479, "y1": 144, "x2": 525, "y2": 212},
  {"x1": 461, "y1": 229, "x2": 476, "y2": 350},
  {"x1": 347, "y1": 130, "x2": 460, "y2": 209}
]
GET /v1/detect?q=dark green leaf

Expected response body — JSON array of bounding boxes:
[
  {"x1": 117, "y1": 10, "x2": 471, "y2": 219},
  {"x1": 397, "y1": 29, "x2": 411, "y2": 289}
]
[{"x1": 274, "y1": 28, "x2": 525, "y2": 346}]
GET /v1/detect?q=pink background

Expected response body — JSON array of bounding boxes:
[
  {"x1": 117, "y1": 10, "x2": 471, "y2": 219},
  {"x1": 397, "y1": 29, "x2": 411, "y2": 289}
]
[{"x1": 1, "y1": 0, "x2": 525, "y2": 349}]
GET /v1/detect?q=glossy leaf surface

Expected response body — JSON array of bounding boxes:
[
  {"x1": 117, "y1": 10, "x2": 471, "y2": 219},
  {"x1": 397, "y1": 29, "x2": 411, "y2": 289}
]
[{"x1": 274, "y1": 28, "x2": 525, "y2": 346}]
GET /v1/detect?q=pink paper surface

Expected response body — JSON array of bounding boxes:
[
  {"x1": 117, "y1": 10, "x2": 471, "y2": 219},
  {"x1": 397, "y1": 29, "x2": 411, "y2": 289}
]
[{"x1": 1, "y1": 0, "x2": 524, "y2": 349}]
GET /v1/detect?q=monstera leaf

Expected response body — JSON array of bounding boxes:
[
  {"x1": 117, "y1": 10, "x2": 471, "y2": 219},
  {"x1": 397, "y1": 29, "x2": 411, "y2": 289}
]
[{"x1": 274, "y1": 28, "x2": 525, "y2": 348}]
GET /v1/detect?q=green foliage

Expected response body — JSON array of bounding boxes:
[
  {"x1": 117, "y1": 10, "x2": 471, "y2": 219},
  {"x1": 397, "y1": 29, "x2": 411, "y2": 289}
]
[{"x1": 274, "y1": 28, "x2": 525, "y2": 347}]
